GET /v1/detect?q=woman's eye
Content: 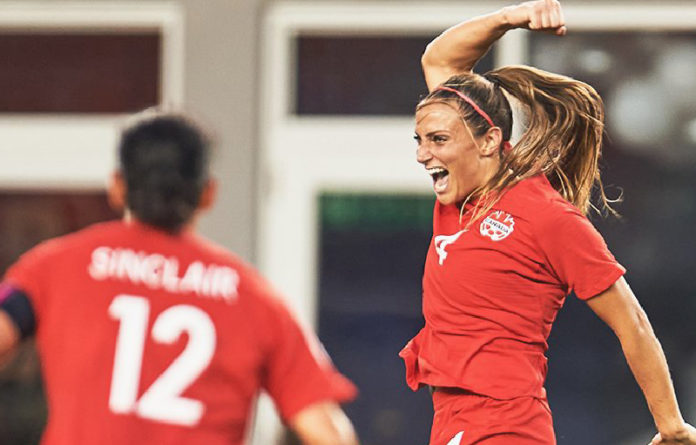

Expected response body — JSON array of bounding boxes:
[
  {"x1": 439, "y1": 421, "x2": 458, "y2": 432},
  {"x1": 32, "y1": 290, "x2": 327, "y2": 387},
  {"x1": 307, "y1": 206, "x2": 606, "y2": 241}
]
[{"x1": 433, "y1": 135, "x2": 447, "y2": 143}]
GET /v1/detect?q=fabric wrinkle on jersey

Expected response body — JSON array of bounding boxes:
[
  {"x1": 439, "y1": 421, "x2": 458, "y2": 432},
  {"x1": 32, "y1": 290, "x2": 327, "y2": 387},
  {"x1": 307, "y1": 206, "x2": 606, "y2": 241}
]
[
  {"x1": 4, "y1": 220, "x2": 356, "y2": 445},
  {"x1": 400, "y1": 174, "x2": 625, "y2": 400}
]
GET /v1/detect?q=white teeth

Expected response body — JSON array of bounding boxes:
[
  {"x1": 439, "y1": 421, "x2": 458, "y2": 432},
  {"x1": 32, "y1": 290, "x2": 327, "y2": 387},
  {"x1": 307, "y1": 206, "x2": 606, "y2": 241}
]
[{"x1": 427, "y1": 167, "x2": 446, "y2": 177}]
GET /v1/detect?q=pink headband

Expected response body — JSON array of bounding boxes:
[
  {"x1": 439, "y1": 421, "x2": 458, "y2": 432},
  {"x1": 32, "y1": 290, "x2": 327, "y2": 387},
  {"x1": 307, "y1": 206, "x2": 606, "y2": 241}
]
[
  {"x1": 435, "y1": 86, "x2": 512, "y2": 152},
  {"x1": 434, "y1": 86, "x2": 495, "y2": 127}
]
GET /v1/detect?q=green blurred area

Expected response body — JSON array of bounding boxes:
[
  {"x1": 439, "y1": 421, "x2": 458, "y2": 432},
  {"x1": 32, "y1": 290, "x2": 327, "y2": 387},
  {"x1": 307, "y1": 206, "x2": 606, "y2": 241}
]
[{"x1": 320, "y1": 193, "x2": 434, "y2": 232}]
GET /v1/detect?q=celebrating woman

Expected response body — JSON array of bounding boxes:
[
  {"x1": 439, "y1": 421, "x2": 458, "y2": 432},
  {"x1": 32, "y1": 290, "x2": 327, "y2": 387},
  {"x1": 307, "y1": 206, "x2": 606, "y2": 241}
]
[{"x1": 399, "y1": 1, "x2": 696, "y2": 444}]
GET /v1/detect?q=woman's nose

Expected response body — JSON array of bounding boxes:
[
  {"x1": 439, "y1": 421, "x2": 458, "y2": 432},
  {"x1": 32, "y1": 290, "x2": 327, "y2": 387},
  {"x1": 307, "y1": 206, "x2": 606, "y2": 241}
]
[{"x1": 416, "y1": 144, "x2": 432, "y2": 164}]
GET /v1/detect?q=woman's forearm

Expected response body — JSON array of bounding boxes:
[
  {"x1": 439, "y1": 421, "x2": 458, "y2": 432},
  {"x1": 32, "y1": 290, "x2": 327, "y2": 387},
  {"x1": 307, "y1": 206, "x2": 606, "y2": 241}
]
[
  {"x1": 421, "y1": 0, "x2": 566, "y2": 90},
  {"x1": 588, "y1": 279, "x2": 693, "y2": 442},
  {"x1": 421, "y1": 10, "x2": 512, "y2": 87},
  {"x1": 617, "y1": 309, "x2": 686, "y2": 438}
]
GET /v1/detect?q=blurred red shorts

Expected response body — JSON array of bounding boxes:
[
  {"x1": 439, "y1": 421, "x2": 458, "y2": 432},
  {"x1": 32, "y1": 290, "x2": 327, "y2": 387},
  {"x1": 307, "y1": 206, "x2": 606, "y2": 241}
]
[{"x1": 429, "y1": 387, "x2": 556, "y2": 445}]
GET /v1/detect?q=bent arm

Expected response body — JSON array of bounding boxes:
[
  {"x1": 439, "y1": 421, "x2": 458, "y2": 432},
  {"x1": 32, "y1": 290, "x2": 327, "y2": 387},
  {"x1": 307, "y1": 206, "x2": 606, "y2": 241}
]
[
  {"x1": 587, "y1": 278, "x2": 696, "y2": 443},
  {"x1": 289, "y1": 401, "x2": 359, "y2": 445},
  {"x1": 422, "y1": 0, "x2": 566, "y2": 90}
]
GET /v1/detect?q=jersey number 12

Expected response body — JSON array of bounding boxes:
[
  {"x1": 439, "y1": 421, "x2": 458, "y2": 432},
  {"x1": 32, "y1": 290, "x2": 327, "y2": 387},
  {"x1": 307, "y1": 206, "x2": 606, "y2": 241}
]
[{"x1": 108, "y1": 294, "x2": 216, "y2": 426}]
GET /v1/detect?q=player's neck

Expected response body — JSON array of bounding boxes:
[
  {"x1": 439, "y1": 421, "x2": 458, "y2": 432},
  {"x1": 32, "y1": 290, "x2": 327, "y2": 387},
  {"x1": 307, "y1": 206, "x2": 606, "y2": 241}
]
[{"x1": 122, "y1": 210, "x2": 197, "y2": 235}]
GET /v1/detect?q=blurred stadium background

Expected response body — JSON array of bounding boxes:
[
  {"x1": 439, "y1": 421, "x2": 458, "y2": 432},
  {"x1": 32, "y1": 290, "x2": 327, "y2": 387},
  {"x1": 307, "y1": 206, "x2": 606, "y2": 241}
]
[{"x1": 1, "y1": 1, "x2": 695, "y2": 444}]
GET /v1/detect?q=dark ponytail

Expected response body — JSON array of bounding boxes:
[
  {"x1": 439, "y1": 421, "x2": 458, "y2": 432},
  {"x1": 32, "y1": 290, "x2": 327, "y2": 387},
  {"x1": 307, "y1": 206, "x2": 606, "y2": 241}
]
[{"x1": 118, "y1": 112, "x2": 211, "y2": 232}]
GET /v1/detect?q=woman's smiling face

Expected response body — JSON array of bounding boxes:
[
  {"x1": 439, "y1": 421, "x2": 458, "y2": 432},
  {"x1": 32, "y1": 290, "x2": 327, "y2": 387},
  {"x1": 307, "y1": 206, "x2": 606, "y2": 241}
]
[{"x1": 415, "y1": 101, "x2": 491, "y2": 206}]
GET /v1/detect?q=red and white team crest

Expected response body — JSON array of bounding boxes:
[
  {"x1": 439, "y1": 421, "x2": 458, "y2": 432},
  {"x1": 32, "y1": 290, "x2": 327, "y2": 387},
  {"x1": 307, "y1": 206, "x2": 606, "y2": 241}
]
[{"x1": 480, "y1": 210, "x2": 515, "y2": 241}]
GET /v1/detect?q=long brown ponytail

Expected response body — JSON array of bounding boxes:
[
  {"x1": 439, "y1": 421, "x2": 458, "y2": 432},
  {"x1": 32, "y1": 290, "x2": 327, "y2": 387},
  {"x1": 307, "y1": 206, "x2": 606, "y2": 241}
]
[{"x1": 485, "y1": 65, "x2": 614, "y2": 216}]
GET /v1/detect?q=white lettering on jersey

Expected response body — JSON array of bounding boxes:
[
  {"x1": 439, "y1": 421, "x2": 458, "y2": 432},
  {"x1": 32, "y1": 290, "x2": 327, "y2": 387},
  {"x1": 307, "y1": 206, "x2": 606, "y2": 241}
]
[
  {"x1": 480, "y1": 210, "x2": 515, "y2": 241},
  {"x1": 434, "y1": 229, "x2": 467, "y2": 265},
  {"x1": 88, "y1": 247, "x2": 239, "y2": 304},
  {"x1": 447, "y1": 431, "x2": 465, "y2": 445},
  {"x1": 108, "y1": 295, "x2": 216, "y2": 426}
]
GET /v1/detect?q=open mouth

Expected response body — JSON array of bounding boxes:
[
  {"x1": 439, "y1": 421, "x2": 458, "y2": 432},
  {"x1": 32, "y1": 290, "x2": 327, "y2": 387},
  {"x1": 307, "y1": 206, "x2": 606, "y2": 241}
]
[{"x1": 427, "y1": 167, "x2": 449, "y2": 193}]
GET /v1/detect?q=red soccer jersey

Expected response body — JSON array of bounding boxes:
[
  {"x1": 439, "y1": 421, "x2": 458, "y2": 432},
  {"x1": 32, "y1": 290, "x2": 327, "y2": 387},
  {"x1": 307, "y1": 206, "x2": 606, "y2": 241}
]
[
  {"x1": 400, "y1": 174, "x2": 625, "y2": 400},
  {"x1": 4, "y1": 220, "x2": 355, "y2": 445}
]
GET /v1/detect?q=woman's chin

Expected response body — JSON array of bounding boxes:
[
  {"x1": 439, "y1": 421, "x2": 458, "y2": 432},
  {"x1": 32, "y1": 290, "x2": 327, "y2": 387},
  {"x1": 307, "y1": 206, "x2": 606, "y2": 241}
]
[{"x1": 435, "y1": 192, "x2": 456, "y2": 206}]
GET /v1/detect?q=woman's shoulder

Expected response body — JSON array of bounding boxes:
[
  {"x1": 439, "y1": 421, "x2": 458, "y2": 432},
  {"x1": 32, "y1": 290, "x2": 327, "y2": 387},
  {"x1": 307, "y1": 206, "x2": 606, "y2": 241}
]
[
  {"x1": 185, "y1": 233, "x2": 245, "y2": 265},
  {"x1": 8, "y1": 220, "x2": 124, "y2": 269},
  {"x1": 500, "y1": 174, "x2": 584, "y2": 222},
  {"x1": 38, "y1": 220, "x2": 124, "y2": 250}
]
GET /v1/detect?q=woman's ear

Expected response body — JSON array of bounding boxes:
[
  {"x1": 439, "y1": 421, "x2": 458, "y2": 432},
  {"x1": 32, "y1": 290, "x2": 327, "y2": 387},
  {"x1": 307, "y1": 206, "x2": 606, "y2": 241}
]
[
  {"x1": 198, "y1": 178, "x2": 218, "y2": 211},
  {"x1": 107, "y1": 171, "x2": 126, "y2": 213},
  {"x1": 479, "y1": 126, "x2": 504, "y2": 157}
]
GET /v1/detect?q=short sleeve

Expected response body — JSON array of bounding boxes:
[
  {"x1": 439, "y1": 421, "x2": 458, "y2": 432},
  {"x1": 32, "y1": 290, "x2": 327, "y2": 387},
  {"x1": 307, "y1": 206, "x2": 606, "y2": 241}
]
[
  {"x1": 537, "y1": 207, "x2": 625, "y2": 300},
  {"x1": 249, "y1": 276, "x2": 356, "y2": 421}
]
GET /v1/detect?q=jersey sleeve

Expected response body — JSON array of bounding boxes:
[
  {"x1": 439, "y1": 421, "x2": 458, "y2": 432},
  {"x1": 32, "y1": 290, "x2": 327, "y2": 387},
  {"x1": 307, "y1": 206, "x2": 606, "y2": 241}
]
[
  {"x1": 2, "y1": 241, "x2": 56, "y2": 324},
  {"x1": 537, "y1": 207, "x2": 626, "y2": 300},
  {"x1": 248, "y1": 273, "x2": 357, "y2": 421}
]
